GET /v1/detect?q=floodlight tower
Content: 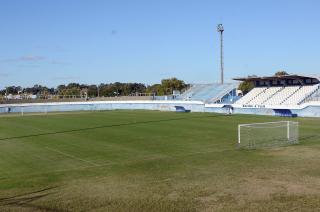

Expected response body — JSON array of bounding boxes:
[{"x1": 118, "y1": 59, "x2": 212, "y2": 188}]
[{"x1": 217, "y1": 24, "x2": 224, "y2": 84}]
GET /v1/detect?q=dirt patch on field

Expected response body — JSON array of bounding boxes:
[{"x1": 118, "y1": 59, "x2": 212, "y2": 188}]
[{"x1": 265, "y1": 145, "x2": 320, "y2": 158}]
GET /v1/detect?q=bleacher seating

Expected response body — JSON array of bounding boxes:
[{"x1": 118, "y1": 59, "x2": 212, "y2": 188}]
[
  {"x1": 178, "y1": 83, "x2": 237, "y2": 103},
  {"x1": 282, "y1": 85, "x2": 317, "y2": 105},
  {"x1": 264, "y1": 86, "x2": 299, "y2": 105},
  {"x1": 307, "y1": 89, "x2": 320, "y2": 102},
  {"x1": 247, "y1": 87, "x2": 282, "y2": 105},
  {"x1": 235, "y1": 84, "x2": 320, "y2": 106},
  {"x1": 235, "y1": 87, "x2": 264, "y2": 105}
]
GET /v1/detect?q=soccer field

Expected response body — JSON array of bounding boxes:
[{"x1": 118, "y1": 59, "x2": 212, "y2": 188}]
[{"x1": 0, "y1": 110, "x2": 319, "y2": 211}]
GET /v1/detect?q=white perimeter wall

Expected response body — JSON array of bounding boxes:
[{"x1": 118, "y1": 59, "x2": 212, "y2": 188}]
[{"x1": 0, "y1": 100, "x2": 320, "y2": 117}]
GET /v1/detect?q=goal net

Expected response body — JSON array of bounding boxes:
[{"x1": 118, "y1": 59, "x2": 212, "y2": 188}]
[
  {"x1": 238, "y1": 121, "x2": 299, "y2": 149},
  {"x1": 20, "y1": 106, "x2": 48, "y2": 116}
]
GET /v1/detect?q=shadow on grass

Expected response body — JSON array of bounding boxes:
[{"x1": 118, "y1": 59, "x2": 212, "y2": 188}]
[
  {"x1": 0, "y1": 186, "x2": 58, "y2": 202},
  {"x1": 300, "y1": 134, "x2": 320, "y2": 142},
  {"x1": 0, "y1": 114, "x2": 225, "y2": 142},
  {"x1": 0, "y1": 186, "x2": 62, "y2": 212}
]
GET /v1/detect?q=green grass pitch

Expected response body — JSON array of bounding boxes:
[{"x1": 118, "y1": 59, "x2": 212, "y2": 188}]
[{"x1": 0, "y1": 110, "x2": 319, "y2": 211}]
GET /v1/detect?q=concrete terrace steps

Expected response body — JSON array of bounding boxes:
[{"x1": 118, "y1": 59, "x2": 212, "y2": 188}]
[{"x1": 178, "y1": 83, "x2": 237, "y2": 102}]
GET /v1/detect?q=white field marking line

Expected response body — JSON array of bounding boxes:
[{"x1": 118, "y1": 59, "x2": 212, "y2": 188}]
[
  {"x1": 5, "y1": 155, "x2": 169, "y2": 179},
  {"x1": 31, "y1": 153, "x2": 57, "y2": 163},
  {"x1": 6, "y1": 149, "x2": 229, "y2": 179},
  {"x1": 45, "y1": 147, "x2": 99, "y2": 166}
]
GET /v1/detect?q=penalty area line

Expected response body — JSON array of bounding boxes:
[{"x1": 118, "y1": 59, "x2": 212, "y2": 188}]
[
  {"x1": 6, "y1": 148, "x2": 232, "y2": 180},
  {"x1": 45, "y1": 147, "x2": 99, "y2": 166}
]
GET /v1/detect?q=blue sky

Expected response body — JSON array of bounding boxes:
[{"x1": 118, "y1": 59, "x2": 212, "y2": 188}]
[{"x1": 0, "y1": 0, "x2": 319, "y2": 88}]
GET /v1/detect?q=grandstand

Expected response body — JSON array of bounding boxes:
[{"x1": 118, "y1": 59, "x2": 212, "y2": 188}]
[
  {"x1": 1, "y1": 75, "x2": 320, "y2": 117},
  {"x1": 177, "y1": 83, "x2": 238, "y2": 103},
  {"x1": 234, "y1": 75, "x2": 320, "y2": 106}
]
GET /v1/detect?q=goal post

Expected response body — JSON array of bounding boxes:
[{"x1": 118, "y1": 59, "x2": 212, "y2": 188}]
[
  {"x1": 238, "y1": 121, "x2": 299, "y2": 149},
  {"x1": 19, "y1": 106, "x2": 49, "y2": 116}
]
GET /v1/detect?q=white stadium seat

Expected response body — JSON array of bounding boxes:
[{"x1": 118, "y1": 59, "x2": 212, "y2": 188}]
[{"x1": 235, "y1": 84, "x2": 320, "y2": 106}]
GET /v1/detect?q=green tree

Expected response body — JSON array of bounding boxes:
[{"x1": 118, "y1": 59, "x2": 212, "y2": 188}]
[
  {"x1": 57, "y1": 83, "x2": 82, "y2": 96},
  {"x1": 87, "y1": 85, "x2": 98, "y2": 97},
  {"x1": 5, "y1": 86, "x2": 22, "y2": 95},
  {"x1": 160, "y1": 78, "x2": 187, "y2": 95},
  {"x1": 238, "y1": 81, "x2": 255, "y2": 95},
  {"x1": 274, "y1": 70, "x2": 289, "y2": 76},
  {"x1": 146, "y1": 84, "x2": 162, "y2": 95}
]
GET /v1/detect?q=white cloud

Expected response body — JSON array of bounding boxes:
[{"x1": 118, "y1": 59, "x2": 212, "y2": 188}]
[
  {"x1": 19, "y1": 55, "x2": 46, "y2": 61},
  {"x1": 1, "y1": 55, "x2": 46, "y2": 62},
  {"x1": 50, "y1": 60, "x2": 68, "y2": 65}
]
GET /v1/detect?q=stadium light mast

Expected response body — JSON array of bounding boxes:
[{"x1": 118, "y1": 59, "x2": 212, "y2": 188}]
[{"x1": 217, "y1": 24, "x2": 224, "y2": 84}]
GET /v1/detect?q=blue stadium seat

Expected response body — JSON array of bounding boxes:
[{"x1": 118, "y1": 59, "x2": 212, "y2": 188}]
[
  {"x1": 273, "y1": 109, "x2": 298, "y2": 117},
  {"x1": 174, "y1": 106, "x2": 191, "y2": 113}
]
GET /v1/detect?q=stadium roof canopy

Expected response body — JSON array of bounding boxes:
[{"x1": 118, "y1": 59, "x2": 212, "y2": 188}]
[{"x1": 233, "y1": 75, "x2": 319, "y2": 82}]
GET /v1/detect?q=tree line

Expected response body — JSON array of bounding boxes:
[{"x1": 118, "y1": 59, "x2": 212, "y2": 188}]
[{"x1": 1, "y1": 78, "x2": 188, "y2": 97}]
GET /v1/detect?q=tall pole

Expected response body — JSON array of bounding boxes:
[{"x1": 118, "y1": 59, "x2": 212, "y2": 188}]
[
  {"x1": 217, "y1": 24, "x2": 224, "y2": 84},
  {"x1": 220, "y1": 29, "x2": 224, "y2": 84}
]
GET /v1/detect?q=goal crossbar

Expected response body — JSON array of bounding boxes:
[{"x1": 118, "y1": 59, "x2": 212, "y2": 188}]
[{"x1": 238, "y1": 121, "x2": 292, "y2": 127}]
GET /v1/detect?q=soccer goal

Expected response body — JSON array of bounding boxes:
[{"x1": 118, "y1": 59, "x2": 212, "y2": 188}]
[
  {"x1": 238, "y1": 121, "x2": 299, "y2": 149},
  {"x1": 20, "y1": 106, "x2": 48, "y2": 116}
]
